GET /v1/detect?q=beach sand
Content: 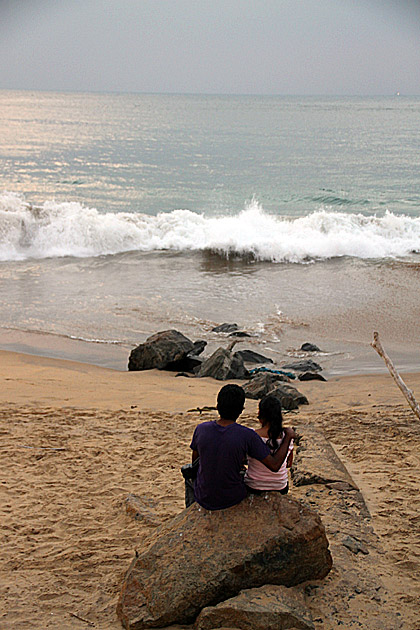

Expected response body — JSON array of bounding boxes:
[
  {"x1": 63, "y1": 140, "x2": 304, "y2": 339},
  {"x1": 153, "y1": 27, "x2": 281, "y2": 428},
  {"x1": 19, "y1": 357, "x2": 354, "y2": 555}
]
[{"x1": 1, "y1": 349, "x2": 419, "y2": 629}]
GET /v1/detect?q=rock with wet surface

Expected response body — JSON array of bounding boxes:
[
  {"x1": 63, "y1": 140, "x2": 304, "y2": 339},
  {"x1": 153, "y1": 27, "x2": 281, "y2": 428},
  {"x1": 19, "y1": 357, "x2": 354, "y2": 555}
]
[
  {"x1": 281, "y1": 359, "x2": 323, "y2": 373},
  {"x1": 301, "y1": 343, "x2": 321, "y2": 352},
  {"x1": 128, "y1": 330, "x2": 195, "y2": 371}
]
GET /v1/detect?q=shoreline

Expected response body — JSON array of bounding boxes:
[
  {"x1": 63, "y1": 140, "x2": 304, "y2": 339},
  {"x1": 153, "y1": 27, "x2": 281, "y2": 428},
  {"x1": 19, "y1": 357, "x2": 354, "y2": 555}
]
[
  {"x1": 1, "y1": 346, "x2": 419, "y2": 413},
  {"x1": 1, "y1": 324, "x2": 419, "y2": 378}
]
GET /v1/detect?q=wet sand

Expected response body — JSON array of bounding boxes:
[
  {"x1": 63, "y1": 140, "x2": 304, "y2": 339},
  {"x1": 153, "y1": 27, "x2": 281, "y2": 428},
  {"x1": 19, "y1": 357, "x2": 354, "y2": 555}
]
[{"x1": 1, "y1": 350, "x2": 419, "y2": 629}]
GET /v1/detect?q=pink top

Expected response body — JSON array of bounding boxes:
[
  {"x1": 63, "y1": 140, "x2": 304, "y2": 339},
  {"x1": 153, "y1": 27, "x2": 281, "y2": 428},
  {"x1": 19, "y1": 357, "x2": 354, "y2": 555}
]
[{"x1": 244, "y1": 433, "x2": 293, "y2": 491}]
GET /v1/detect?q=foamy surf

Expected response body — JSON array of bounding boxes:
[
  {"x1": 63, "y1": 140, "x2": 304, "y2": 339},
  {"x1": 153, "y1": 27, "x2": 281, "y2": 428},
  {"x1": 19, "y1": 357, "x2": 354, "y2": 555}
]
[{"x1": 1, "y1": 192, "x2": 420, "y2": 263}]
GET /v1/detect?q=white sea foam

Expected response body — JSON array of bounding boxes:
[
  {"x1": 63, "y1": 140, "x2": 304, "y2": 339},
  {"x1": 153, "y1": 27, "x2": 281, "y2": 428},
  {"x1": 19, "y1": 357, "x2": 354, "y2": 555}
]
[{"x1": 1, "y1": 192, "x2": 420, "y2": 263}]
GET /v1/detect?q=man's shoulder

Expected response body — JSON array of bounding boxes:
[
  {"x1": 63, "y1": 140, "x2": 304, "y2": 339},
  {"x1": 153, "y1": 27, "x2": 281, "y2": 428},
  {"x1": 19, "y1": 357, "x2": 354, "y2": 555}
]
[
  {"x1": 194, "y1": 420, "x2": 215, "y2": 432},
  {"x1": 234, "y1": 423, "x2": 260, "y2": 440}
]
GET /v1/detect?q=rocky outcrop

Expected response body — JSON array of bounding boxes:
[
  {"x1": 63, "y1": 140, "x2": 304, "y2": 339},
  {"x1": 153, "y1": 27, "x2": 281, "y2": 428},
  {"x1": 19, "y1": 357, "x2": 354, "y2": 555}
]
[
  {"x1": 128, "y1": 330, "x2": 205, "y2": 372},
  {"x1": 242, "y1": 373, "x2": 290, "y2": 400},
  {"x1": 270, "y1": 384, "x2": 309, "y2": 410},
  {"x1": 235, "y1": 350, "x2": 274, "y2": 364},
  {"x1": 117, "y1": 494, "x2": 332, "y2": 629},
  {"x1": 194, "y1": 585, "x2": 314, "y2": 630},
  {"x1": 281, "y1": 360, "x2": 322, "y2": 373},
  {"x1": 196, "y1": 347, "x2": 248, "y2": 380}
]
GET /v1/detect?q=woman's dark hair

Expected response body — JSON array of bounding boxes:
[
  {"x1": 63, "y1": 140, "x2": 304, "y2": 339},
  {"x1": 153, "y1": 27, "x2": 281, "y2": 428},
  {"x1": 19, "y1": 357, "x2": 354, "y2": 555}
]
[
  {"x1": 217, "y1": 384, "x2": 245, "y2": 420},
  {"x1": 258, "y1": 394, "x2": 283, "y2": 452}
]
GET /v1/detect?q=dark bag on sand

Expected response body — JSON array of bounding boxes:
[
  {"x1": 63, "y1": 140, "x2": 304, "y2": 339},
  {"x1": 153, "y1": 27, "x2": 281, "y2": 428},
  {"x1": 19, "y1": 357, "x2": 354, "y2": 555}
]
[{"x1": 181, "y1": 458, "x2": 199, "y2": 480}]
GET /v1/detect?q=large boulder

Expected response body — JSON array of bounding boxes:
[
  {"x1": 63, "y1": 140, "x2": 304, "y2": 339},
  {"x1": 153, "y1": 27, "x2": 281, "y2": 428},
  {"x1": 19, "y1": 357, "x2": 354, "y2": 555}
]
[
  {"x1": 196, "y1": 347, "x2": 248, "y2": 380},
  {"x1": 128, "y1": 330, "x2": 200, "y2": 371},
  {"x1": 194, "y1": 584, "x2": 314, "y2": 630},
  {"x1": 117, "y1": 494, "x2": 332, "y2": 629}
]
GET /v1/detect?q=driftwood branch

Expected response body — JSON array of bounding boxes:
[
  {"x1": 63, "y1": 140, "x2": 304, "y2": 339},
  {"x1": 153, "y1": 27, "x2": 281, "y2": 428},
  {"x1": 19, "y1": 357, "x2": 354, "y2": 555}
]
[
  {"x1": 69, "y1": 612, "x2": 95, "y2": 626},
  {"x1": 371, "y1": 331, "x2": 420, "y2": 420}
]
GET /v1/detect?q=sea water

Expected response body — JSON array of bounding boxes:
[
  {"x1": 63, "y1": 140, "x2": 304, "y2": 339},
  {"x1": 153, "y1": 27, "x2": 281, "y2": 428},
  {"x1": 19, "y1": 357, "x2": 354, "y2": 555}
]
[{"x1": 1, "y1": 91, "x2": 419, "y2": 373}]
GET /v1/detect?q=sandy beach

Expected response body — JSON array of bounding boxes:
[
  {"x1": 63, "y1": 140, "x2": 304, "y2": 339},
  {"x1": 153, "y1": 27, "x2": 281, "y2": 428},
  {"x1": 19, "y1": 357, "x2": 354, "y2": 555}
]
[{"x1": 1, "y1": 349, "x2": 419, "y2": 629}]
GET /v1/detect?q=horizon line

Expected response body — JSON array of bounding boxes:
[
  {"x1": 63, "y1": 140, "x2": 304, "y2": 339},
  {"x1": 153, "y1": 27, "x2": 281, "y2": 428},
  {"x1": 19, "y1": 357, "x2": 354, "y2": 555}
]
[{"x1": 0, "y1": 87, "x2": 417, "y2": 98}]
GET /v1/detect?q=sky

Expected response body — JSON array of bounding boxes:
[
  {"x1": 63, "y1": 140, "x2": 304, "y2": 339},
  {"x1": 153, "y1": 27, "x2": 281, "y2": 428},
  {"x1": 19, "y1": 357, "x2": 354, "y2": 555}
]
[{"x1": 0, "y1": 0, "x2": 419, "y2": 95}]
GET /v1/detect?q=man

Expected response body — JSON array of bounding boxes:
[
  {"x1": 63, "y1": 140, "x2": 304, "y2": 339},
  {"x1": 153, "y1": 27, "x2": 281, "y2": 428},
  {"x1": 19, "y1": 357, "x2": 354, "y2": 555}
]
[{"x1": 187, "y1": 384, "x2": 295, "y2": 511}]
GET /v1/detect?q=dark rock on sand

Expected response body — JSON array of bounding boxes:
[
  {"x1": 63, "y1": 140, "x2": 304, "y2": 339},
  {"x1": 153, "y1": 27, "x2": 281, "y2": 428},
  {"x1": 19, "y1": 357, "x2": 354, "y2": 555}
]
[
  {"x1": 229, "y1": 331, "x2": 252, "y2": 338},
  {"x1": 342, "y1": 535, "x2": 369, "y2": 555},
  {"x1": 298, "y1": 372, "x2": 327, "y2": 382},
  {"x1": 190, "y1": 340, "x2": 207, "y2": 356},
  {"x1": 117, "y1": 493, "x2": 332, "y2": 629},
  {"x1": 197, "y1": 347, "x2": 248, "y2": 380},
  {"x1": 301, "y1": 343, "x2": 321, "y2": 352},
  {"x1": 128, "y1": 330, "x2": 194, "y2": 371},
  {"x1": 164, "y1": 355, "x2": 202, "y2": 373},
  {"x1": 194, "y1": 585, "x2": 314, "y2": 630},
  {"x1": 282, "y1": 359, "x2": 323, "y2": 373},
  {"x1": 243, "y1": 373, "x2": 290, "y2": 400},
  {"x1": 212, "y1": 323, "x2": 239, "y2": 333},
  {"x1": 270, "y1": 383, "x2": 309, "y2": 410},
  {"x1": 235, "y1": 349, "x2": 274, "y2": 364}
]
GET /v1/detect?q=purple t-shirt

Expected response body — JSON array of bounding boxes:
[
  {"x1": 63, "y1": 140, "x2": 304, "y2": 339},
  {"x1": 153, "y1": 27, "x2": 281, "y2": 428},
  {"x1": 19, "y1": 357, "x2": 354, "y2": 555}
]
[{"x1": 190, "y1": 421, "x2": 271, "y2": 511}]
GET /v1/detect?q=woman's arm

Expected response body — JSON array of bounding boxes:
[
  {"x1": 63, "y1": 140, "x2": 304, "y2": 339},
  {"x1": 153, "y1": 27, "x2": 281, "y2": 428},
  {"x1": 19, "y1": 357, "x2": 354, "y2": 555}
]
[{"x1": 261, "y1": 427, "x2": 296, "y2": 472}]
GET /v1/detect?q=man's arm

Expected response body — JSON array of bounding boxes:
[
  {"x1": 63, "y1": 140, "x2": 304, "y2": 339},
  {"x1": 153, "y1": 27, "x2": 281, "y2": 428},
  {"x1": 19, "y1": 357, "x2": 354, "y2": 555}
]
[
  {"x1": 261, "y1": 427, "x2": 296, "y2": 472},
  {"x1": 192, "y1": 449, "x2": 199, "y2": 463}
]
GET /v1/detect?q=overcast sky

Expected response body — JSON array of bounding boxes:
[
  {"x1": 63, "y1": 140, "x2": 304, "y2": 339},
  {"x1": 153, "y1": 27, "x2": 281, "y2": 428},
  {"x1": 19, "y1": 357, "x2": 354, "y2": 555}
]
[{"x1": 0, "y1": 0, "x2": 419, "y2": 95}]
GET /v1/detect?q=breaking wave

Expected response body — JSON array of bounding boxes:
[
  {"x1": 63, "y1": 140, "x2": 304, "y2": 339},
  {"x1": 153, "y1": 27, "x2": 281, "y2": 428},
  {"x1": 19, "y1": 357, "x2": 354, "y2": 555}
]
[{"x1": 1, "y1": 192, "x2": 420, "y2": 263}]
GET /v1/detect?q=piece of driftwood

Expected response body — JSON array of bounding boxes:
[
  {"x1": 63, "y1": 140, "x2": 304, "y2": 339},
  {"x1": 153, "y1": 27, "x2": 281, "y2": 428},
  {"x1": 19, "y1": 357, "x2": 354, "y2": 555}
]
[
  {"x1": 371, "y1": 331, "x2": 420, "y2": 420},
  {"x1": 69, "y1": 612, "x2": 95, "y2": 626},
  {"x1": 17, "y1": 445, "x2": 66, "y2": 451}
]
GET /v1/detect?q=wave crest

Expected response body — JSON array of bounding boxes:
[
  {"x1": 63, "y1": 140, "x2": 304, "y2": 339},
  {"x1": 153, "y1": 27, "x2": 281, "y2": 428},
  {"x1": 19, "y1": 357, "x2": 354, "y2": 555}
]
[{"x1": 1, "y1": 192, "x2": 419, "y2": 263}]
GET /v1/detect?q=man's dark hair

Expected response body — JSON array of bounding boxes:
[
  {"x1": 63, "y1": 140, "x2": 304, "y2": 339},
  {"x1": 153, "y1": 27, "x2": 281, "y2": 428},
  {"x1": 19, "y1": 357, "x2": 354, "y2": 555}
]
[{"x1": 217, "y1": 384, "x2": 245, "y2": 421}]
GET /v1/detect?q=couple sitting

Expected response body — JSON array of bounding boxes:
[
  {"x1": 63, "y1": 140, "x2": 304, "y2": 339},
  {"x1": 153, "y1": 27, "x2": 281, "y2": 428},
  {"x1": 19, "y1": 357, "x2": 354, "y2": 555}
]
[{"x1": 185, "y1": 384, "x2": 295, "y2": 511}]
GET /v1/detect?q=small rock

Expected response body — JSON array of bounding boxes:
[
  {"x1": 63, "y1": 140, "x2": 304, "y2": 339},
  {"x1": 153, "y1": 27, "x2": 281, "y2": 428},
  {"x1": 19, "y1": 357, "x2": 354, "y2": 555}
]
[
  {"x1": 235, "y1": 349, "x2": 274, "y2": 364},
  {"x1": 212, "y1": 323, "x2": 239, "y2": 333},
  {"x1": 342, "y1": 535, "x2": 369, "y2": 555},
  {"x1": 282, "y1": 360, "x2": 323, "y2": 373},
  {"x1": 125, "y1": 494, "x2": 161, "y2": 527},
  {"x1": 190, "y1": 340, "x2": 207, "y2": 356},
  {"x1": 298, "y1": 372, "x2": 327, "y2": 382},
  {"x1": 301, "y1": 343, "x2": 321, "y2": 352},
  {"x1": 229, "y1": 331, "x2": 252, "y2": 338}
]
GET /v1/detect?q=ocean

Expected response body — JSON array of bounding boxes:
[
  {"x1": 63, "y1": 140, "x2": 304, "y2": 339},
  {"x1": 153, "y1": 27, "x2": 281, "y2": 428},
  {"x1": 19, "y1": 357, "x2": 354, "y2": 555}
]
[{"x1": 1, "y1": 90, "x2": 419, "y2": 374}]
